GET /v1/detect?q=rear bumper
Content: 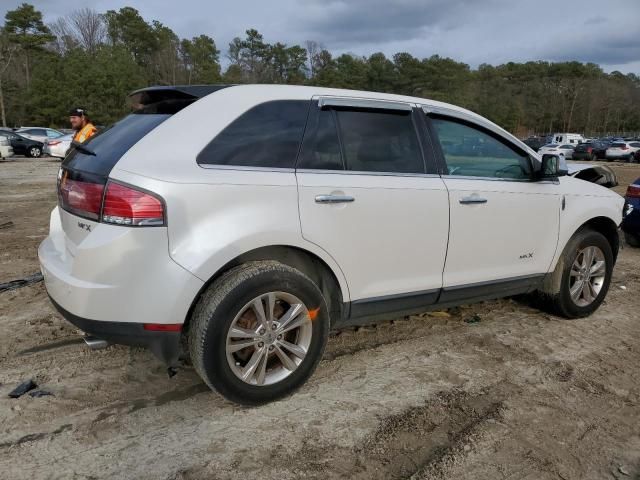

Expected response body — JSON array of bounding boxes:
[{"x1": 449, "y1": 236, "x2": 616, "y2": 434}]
[
  {"x1": 38, "y1": 207, "x2": 204, "y2": 364},
  {"x1": 49, "y1": 296, "x2": 182, "y2": 365},
  {"x1": 572, "y1": 152, "x2": 593, "y2": 160},
  {"x1": 0, "y1": 146, "x2": 12, "y2": 158}
]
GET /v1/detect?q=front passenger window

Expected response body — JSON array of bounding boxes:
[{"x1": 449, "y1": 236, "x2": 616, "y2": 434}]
[{"x1": 431, "y1": 117, "x2": 531, "y2": 179}]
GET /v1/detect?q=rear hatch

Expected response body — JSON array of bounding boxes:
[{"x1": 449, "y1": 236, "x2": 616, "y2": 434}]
[
  {"x1": 574, "y1": 143, "x2": 591, "y2": 153},
  {"x1": 57, "y1": 85, "x2": 232, "y2": 247}
]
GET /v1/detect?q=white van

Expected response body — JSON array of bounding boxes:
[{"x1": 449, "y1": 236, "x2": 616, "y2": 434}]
[{"x1": 553, "y1": 133, "x2": 585, "y2": 145}]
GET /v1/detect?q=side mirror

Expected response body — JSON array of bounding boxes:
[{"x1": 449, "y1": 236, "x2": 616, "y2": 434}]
[{"x1": 537, "y1": 154, "x2": 568, "y2": 179}]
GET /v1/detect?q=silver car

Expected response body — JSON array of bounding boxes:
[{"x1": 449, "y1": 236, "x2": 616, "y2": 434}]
[
  {"x1": 43, "y1": 133, "x2": 73, "y2": 159},
  {"x1": 16, "y1": 127, "x2": 64, "y2": 144}
]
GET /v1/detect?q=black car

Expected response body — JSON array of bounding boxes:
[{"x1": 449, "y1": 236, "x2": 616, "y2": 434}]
[
  {"x1": 522, "y1": 136, "x2": 550, "y2": 151},
  {"x1": 572, "y1": 140, "x2": 610, "y2": 160},
  {"x1": 0, "y1": 131, "x2": 44, "y2": 157}
]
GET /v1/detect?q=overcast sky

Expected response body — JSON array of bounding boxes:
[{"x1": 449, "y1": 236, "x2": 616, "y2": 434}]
[{"x1": 3, "y1": 0, "x2": 640, "y2": 74}]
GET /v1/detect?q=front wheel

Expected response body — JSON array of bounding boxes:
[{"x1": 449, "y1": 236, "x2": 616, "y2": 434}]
[
  {"x1": 188, "y1": 261, "x2": 330, "y2": 405},
  {"x1": 539, "y1": 229, "x2": 613, "y2": 318}
]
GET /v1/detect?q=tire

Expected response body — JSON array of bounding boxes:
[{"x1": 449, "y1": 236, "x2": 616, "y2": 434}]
[
  {"x1": 625, "y1": 231, "x2": 640, "y2": 248},
  {"x1": 538, "y1": 229, "x2": 613, "y2": 318},
  {"x1": 188, "y1": 261, "x2": 330, "y2": 405},
  {"x1": 27, "y1": 146, "x2": 41, "y2": 158}
]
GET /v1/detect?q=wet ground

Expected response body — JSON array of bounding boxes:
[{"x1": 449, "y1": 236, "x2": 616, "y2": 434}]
[{"x1": 1, "y1": 157, "x2": 639, "y2": 480}]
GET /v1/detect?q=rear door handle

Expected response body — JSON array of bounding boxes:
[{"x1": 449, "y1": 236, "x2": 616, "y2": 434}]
[
  {"x1": 315, "y1": 194, "x2": 355, "y2": 204},
  {"x1": 459, "y1": 195, "x2": 488, "y2": 205}
]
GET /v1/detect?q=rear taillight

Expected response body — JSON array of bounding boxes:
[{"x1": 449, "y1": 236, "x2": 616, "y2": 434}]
[
  {"x1": 48, "y1": 140, "x2": 61, "y2": 146},
  {"x1": 621, "y1": 145, "x2": 628, "y2": 150},
  {"x1": 102, "y1": 182, "x2": 164, "y2": 226},
  {"x1": 626, "y1": 184, "x2": 640, "y2": 198},
  {"x1": 58, "y1": 175, "x2": 104, "y2": 221},
  {"x1": 58, "y1": 169, "x2": 165, "y2": 227},
  {"x1": 587, "y1": 147, "x2": 592, "y2": 153}
]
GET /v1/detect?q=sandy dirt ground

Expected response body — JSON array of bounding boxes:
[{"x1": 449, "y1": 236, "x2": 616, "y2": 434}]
[{"x1": 1, "y1": 156, "x2": 640, "y2": 480}]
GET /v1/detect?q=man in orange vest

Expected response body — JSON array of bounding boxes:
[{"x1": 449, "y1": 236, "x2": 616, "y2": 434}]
[{"x1": 69, "y1": 107, "x2": 97, "y2": 143}]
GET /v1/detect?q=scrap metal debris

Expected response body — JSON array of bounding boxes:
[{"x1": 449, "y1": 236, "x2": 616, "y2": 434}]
[
  {"x1": 0, "y1": 273, "x2": 44, "y2": 293},
  {"x1": 29, "y1": 390, "x2": 54, "y2": 398},
  {"x1": 0, "y1": 220, "x2": 14, "y2": 230},
  {"x1": 8, "y1": 379, "x2": 37, "y2": 398},
  {"x1": 464, "y1": 314, "x2": 482, "y2": 324}
]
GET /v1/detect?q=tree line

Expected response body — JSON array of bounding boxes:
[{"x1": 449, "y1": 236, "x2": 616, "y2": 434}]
[{"x1": 1, "y1": 3, "x2": 639, "y2": 137}]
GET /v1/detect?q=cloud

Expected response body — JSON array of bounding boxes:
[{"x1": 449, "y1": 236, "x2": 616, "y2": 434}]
[
  {"x1": 294, "y1": 0, "x2": 478, "y2": 46},
  {"x1": 2, "y1": 0, "x2": 639, "y2": 73}
]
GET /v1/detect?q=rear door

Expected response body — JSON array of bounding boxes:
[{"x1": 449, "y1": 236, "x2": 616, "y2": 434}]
[
  {"x1": 296, "y1": 98, "x2": 449, "y2": 312},
  {"x1": 424, "y1": 110, "x2": 561, "y2": 293}
]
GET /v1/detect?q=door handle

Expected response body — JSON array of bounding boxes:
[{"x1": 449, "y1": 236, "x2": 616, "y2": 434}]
[
  {"x1": 459, "y1": 195, "x2": 488, "y2": 205},
  {"x1": 315, "y1": 194, "x2": 355, "y2": 204}
]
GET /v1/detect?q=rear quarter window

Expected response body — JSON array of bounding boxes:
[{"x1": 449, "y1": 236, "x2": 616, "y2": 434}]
[{"x1": 197, "y1": 100, "x2": 310, "y2": 169}]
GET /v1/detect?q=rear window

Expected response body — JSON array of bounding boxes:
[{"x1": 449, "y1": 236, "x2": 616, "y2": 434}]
[
  {"x1": 611, "y1": 143, "x2": 626, "y2": 148},
  {"x1": 197, "y1": 100, "x2": 309, "y2": 169},
  {"x1": 62, "y1": 114, "x2": 170, "y2": 178}
]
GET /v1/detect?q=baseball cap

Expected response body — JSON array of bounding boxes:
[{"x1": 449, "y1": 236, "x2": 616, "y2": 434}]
[{"x1": 69, "y1": 107, "x2": 87, "y2": 117}]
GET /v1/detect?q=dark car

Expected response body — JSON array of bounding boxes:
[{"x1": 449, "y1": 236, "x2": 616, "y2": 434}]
[
  {"x1": 523, "y1": 136, "x2": 549, "y2": 151},
  {"x1": 573, "y1": 140, "x2": 610, "y2": 160},
  {"x1": 0, "y1": 131, "x2": 44, "y2": 157},
  {"x1": 622, "y1": 179, "x2": 640, "y2": 247}
]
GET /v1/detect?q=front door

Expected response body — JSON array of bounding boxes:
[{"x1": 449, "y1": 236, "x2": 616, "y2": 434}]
[{"x1": 427, "y1": 114, "x2": 561, "y2": 291}]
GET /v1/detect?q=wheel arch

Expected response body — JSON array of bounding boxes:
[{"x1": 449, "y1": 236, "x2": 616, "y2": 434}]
[
  {"x1": 182, "y1": 245, "x2": 347, "y2": 334},
  {"x1": 579, "y1": 216, "x2": 620, "y2": 263}
]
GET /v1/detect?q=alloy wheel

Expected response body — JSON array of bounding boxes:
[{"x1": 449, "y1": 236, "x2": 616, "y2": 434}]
[
  {"x1": 225, "y1": 292, "x2": 313, "y2": 386},
  {"x1": 569, "y1": 246, "x2": 606, "y2": 307}
]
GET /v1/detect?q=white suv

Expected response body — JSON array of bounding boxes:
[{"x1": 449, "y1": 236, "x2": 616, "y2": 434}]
[{"x1": 39, "y1": 85, "x2": 624, "y2": 404}]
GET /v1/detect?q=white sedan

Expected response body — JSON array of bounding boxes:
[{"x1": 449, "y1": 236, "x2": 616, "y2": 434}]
[
  {"x1": 538, "y1": 143, "x2": 575, "y2": 159},
  {"x1": 44, "y1": 133, "x2": 73, "y2": 159}
]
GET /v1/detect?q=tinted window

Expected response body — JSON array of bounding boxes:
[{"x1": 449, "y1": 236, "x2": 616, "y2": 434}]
[
  {"x1": 630, "y1": 142, "x2": 640, "y2": 147},
  {"x1": 26, "y1": 129, "x2": 46, "y2": 136},
  {"x1": 63, "y1": 113, "x2": 170, "y2": 178},
  {"x1": 432, "y1": 117, "x2": 530, "y2": 179},
  {"x1": 611, "y1": 143, "x2": 626, "y2": 148},
  {"x1": 197, "y1": 100, "x2": 309, "y2": 168},
  {"x1": 298, "y1": 109, "x2": 342, "y2": 170},
  {"x1": 334, "y1": 109, "x2": 423, "y2": 173},
  {"x1": 560, "y1": 145, "x2": 573, "y2": 149},
  {"x1": 47, "y1": 130, "x2": 61, "y2": 138}
]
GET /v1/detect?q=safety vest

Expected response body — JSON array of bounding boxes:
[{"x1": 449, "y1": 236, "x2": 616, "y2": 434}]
[{"x1": 73, "y1": 123, "x2": 97, "y2": 143}]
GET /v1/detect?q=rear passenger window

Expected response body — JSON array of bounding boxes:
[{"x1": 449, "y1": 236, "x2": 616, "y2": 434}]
[
  {"x1": 431, "y1": 117, "x2": 530, "y2": 180},
  {"x1": 197, "y1": 100, "x2": 309, "y2": 169},
  {"x1": 335, "y1": 109, "x2": 423, "y2": 173}
]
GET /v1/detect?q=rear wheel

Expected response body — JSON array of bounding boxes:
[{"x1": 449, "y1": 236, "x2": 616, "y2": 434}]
[
  {"x1": 538, "y1": 229, "x2": 613, "y2": 318},
  {"x1": 625, "y1": 231, "x2": 640, "y2": 248},
  {"x1": 27, "y1": 146, "x2": 41, "y2": 158},
  {"x1": 188, "y1": 261, "x2": 330, "y2": 405}
]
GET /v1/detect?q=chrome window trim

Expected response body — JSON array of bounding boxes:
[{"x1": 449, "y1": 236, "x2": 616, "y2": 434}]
[
  {"x1": 441, "y1": 174, "x2": 559, "y2": 185},
  {"x1": 318, "y1": 96, "x2": 414, "y2": 112},
  {"x1": 199, "y1": 164, "x2": 295, "y2": 173},
  {"x1": 296, "y1": 168, "x2": 440, "y2": 178}
]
